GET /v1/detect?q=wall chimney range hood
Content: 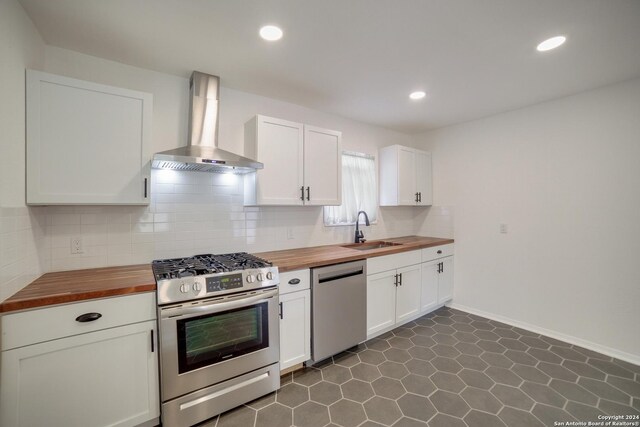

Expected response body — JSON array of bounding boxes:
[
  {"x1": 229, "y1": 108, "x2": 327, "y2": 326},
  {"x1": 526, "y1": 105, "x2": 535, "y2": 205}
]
[{"x1": 152, "y1": 72, "x2": 263, "y2": 173}]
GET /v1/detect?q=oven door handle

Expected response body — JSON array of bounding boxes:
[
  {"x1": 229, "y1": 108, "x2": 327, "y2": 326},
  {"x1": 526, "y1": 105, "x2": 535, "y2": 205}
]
[{"x1": 160, "y1": 289, "x2": 278, "y2": 319}]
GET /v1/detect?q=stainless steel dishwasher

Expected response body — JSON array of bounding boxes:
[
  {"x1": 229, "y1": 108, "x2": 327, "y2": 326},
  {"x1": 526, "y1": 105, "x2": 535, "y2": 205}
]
[{"x1": 311, "y1": 260, "x2": 367, "y2": 363}]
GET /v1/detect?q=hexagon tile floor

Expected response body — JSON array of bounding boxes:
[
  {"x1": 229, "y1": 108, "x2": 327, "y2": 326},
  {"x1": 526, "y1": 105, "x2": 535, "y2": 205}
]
[{"x1": 200, "y1": 307, "x2": 640, "y2": 427}]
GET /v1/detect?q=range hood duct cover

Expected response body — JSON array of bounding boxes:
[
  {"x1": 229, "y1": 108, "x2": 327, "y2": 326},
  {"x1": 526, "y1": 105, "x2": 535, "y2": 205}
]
[{"x1": 151, "y1": 72, "x2": 263, "y2": 173}]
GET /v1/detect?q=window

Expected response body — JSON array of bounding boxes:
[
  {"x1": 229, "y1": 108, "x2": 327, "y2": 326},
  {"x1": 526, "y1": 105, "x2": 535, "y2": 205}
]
[{"x1": 324, "y1": 151, "x2": 377, "y2": 226}]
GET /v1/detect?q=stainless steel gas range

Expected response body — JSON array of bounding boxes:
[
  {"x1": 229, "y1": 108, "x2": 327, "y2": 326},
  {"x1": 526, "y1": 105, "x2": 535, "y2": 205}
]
[{"x1": 152, "y1": 253, "x2": 280, "y2": 427}]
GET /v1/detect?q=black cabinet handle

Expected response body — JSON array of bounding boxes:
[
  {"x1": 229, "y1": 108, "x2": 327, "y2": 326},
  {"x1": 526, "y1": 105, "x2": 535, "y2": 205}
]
[
  {"x1": 306, "y1": 186, "x2": 310, "y2": 201},
  {"x1": 415, "y1": 192, "x2": 419, "y2": 203},
  {"x1": 418, "y1": 192, "x2": 422, "y2": 202},
  {"x1": 394, "y1": 274, "x2": 398, "y2": 287},
  {"x1": 288, "y1": 278, "x2": 301, "y2": 285},
  {"x1": 144, "y1": 178, "x2": 148, "y2": 198},
  {"x1": 300, "y1": 186, "x2": 305, "y2": 201},
  {"x1": 399, "y1": 273, "x2": 403, "y2": 286},
  {"x1": 437, "y1": 250, "x2": 442, "y2": 254},
  {"x1": 279, "y1": 302, "x2": 283, "y2": 319},
  {"x1": 150, "y1": 330, "x2": 155, "y2": 353},
  {"x1": 75, "y1": 312, "x2": 102, "y2": 323}
]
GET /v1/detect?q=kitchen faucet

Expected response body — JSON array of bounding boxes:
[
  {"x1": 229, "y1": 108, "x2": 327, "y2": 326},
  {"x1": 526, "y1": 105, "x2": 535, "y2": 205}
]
[{"x1": 354, "y1": 211, "x2": 370, "y2": 243}]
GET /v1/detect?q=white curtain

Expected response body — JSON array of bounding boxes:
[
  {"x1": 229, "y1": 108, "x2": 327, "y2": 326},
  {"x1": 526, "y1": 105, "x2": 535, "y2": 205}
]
[{"x1": 324, "y1": 153, "x2": 377, "y2": 225}]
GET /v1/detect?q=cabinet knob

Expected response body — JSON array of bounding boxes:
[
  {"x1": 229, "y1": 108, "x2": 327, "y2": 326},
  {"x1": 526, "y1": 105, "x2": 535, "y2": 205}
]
[
  {"x1": 288, "y1": 278, "x2": 301, "y2": 285},
  {"x1": 437, "y1": 250, "x2": 442, "y2": 254}
]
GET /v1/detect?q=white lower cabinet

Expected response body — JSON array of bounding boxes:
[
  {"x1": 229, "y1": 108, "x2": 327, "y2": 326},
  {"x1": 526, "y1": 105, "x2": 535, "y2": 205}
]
[
  {"x1": 278, "y1": 269, "x2": 311, "y2": 370},
  {"x1": 366, "y1": 251, "x2": 422, "y2": 338},
  {"x1": 367, "y1": 245, "x2": 455, "y2": 339},
  {"x1": 395, "y1": 264, "x2": 422, "y2": 323},
  {"x1": 366, "y1": 270, "x2": 397, "y2": 335},
  {"x1": 438, "y1": 256, "x2": 454, "y2": 304},
  {"x1": 421, "y1": 243, "x2": 455, "y2": 307},
  {"x1": 0, "y1": 293, "x2": 159, "y2": 427},
  {"x1": 421, "y1": 259, "x2": 440, "y2": 313}
]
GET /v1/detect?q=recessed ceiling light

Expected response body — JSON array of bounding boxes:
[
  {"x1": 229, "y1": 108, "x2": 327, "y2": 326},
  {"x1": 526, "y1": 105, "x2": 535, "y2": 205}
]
[
  {"x1": 409, "y1": 91, "x2": 426, "y2": 100},
  {"x1": 259, "y1": 25, "x2": 283, "y2": 41},
  {"x1": 537, "y1": 35, "x2": 566, "y2": 52}
]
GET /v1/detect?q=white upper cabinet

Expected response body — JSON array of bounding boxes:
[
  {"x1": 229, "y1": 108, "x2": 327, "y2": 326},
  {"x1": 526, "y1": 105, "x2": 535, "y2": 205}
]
[
  {"x1": 244, "y1": 115, "x2": 341, "y2": 206},
  {"x1": 26, "y1": 70, "x2": 153, "y2": 205},
  {"x1": 303, "y1": 125, "x2": 342, "y2": 206},
  {"x1": 379, "y1": 145, "x2": 432, "y2": 206}
]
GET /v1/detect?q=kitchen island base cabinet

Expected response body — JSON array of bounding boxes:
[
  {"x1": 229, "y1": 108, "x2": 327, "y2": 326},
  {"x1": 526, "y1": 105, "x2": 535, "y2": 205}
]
[{"x1": 278, "y1": 269, "x2": 311, "y2": 371}]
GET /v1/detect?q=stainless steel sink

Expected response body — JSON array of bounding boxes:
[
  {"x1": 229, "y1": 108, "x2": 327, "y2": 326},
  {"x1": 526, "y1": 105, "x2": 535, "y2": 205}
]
[{"x1": 342, "y1": 241, "x2": 402, "y2": 251}]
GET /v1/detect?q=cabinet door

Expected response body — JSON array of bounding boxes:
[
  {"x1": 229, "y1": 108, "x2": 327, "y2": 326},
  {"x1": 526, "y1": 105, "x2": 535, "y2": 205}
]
[
  {"x1": 0, "y1": 321, "x2": 159, "y2": 427},
  {"x1": 303, "y1": 126, "x2": 342, "y2": 206},
  {"x1": 255, "y1": 116, "x2": 304, "y2": 205},
  {"x1": 397, "y1": 146, "x2": 417, "y2": 205},
  {"x1": 421, "y1": 260, "x2": 440, "y2": 313},
  {"x1": 395, "y1": 264, "x2": 422, "y2": 323},
  {"x1": 26, "y1": 70, "x2": 152, "y2": 205},
  {"x1": 438, "y1": 256, "x2": 454, "y2": 304},
  {"x1": 279, "y1": 290, "x2": 311, "y2": 370},
  {"x1": 367, "y1": 271, "x2": 397, "y2": 337},
  {"x1": 415, "y1": 150, "x2": 433, "y2": 205}
]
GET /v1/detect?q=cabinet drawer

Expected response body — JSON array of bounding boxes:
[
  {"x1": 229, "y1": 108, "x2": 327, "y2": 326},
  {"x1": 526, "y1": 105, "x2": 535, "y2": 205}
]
[
  {"x1": 367, "y1": 250, "x2": 421, "y2": 275},
  {"x1": 1, "y1": 292, "x2": 156, "y2": 351},
  {"x1": 422, "y1": 244, "x2": 454, "y2": 262},
  {"x1": 279, "y1": 269, "x2": 310, "y2": 295}
]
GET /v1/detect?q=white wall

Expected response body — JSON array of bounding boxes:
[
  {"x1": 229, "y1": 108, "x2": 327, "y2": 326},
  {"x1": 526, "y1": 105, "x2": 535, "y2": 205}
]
[
  {"x1": 416, "y1": 78, "x2": 640, "y2": 360},
  {"x1": 9, "y1": 46, "x2": 421, "y2": 275},
  {"x1": 0, "y1": 0, "x2": 48, "y2": 301}
]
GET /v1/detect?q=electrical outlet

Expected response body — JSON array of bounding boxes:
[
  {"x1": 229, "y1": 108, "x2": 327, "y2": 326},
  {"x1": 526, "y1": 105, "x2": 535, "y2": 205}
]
[
  {"x1": 499, "y1": 223, "x2": 508, "y2": 234},
  {"x1": 286, "y1": 227, "x2": 294, "y2": 240},
  {"x1": 71, "y1": 237, "x2": 83, "y2": 254}
]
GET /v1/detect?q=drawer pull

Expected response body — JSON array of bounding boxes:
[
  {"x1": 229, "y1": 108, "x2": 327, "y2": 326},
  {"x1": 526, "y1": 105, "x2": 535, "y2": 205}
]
[
  {"x1": 288, "y1": 278, "x2": 301, "y2": 285},
  {"x1": 437, "y1": 250, "x2": 442, "y2": 254},
  {"x1": 75, "y1": 312, "x2": 102, "y2": 323}
]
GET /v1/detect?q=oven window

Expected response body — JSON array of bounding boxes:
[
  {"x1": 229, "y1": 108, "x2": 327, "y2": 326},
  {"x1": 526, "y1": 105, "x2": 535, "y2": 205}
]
[{"x1": 177, "y1": 302, "x2": 269, "y2": 373}]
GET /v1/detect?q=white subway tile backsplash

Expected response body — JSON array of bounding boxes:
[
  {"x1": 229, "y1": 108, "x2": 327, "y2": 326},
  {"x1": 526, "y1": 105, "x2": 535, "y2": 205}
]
[{"x1": 2, "y1": 170, "x2": 446, "y2": 302}]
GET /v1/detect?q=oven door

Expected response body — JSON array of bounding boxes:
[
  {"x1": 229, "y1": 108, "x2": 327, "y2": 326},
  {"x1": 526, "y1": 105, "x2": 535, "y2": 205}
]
[{"x1": 159, "y1": 287, "x2": 279, "y2": 401}]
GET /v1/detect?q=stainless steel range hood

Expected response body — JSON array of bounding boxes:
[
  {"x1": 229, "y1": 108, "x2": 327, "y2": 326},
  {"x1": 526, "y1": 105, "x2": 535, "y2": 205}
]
[{"x1": 152, "y1": 72, "x2": 263, "y2": 173}]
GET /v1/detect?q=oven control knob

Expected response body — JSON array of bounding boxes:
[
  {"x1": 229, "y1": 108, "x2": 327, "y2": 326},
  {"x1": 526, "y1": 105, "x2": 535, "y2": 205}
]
[
  {"x1": 193, "y1": 281, "x2": 202, "y2": 292},
  {"x1": 180, "y1": 283, "x2": 189, "y2": 293},
  {"x1": 257, "y1": 273, "x2": 265, "y2": 282},
  {"x1": 246, "y1": 275, "x2": 255, "y2": 283},
  {"x1": 266, "y1": 271, "x2": 273, "y2": 280}
]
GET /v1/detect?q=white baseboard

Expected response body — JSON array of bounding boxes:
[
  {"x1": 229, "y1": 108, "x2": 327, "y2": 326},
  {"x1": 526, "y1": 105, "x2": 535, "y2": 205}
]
[{"x1": 447, "y1": 302, "x2": 640, "y2": 366}]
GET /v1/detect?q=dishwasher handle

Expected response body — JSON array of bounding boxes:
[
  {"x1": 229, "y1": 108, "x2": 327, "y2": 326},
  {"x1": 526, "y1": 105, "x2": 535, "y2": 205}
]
[{"x1": 317, "y1": 265, "x2": 365, "y2": 284}]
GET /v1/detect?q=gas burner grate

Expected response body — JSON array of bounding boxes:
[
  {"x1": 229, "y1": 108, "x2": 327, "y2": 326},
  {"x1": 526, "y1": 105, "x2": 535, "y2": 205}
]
[{"x1": 152, "y1": 252, "x2": 272, "y2": 280}]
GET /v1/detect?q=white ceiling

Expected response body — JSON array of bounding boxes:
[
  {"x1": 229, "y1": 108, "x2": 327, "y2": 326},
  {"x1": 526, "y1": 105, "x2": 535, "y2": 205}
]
[{"x1": 18, "y1": 0, "x2": 640, "y2": 133}]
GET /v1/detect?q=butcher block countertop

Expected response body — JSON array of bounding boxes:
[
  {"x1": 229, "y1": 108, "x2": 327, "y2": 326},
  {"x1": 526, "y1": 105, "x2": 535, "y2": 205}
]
[
  {"x1": 0, "y1": 264, "x2": 155, "y2": 313},
  {"x1": 0, "y1": 236, "x2": 452, "y2": 313},
  {"x1": 254, "y1": 235, "x2": 454, "y2": 273}
]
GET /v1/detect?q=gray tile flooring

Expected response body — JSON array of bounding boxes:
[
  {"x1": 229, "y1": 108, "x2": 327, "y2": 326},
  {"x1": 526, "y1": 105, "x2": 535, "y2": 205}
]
[{"x1": 202, "y1": 307, "x2": 640, "y2": 427}]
